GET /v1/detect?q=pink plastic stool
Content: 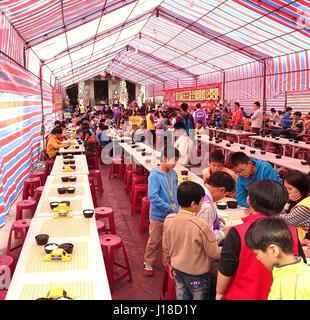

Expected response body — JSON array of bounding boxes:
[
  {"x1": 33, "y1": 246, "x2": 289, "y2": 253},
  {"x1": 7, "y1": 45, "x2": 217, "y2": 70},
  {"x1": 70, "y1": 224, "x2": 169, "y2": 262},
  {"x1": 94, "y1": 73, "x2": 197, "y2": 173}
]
[
  {"x1": 100, "y1": 234, "x2": 132, "y2": 293},
  {"x1": 89, "y1": 176, "x2": 98, "y2": 208},
  {"x1": 22, "y1": 177, "x2": 41, "y2": 200},
  {"x1": 95, "y1": 207, "x2": 116, "y2": 234},
  {"x1": 160, "y1": 263, "x2": 176, "y2": 300},
  {"x1": 109, "y1": 159, "x2": 123, "y2": 179},
  {"x1": 131, "y1": 184, "x2": 148, "y2": 215},
  {"x1": 89, "y1": 170, "x2": 104, "y2": 194},
  {"x1": 30, "y1": 171, "x2": 45, "y2": 186},
  {"x1": 15, "y1": 199, "x2": 37, "y2": 221},
  {"x1": 0, "y1": 255, "x2": 14, "y2": 279},
  {"x1": 6, "y1": 219, "x2": 31, "y2": 255},
  {"x1": 96, "y1": 220, "x2": 107, "y2": 234}
]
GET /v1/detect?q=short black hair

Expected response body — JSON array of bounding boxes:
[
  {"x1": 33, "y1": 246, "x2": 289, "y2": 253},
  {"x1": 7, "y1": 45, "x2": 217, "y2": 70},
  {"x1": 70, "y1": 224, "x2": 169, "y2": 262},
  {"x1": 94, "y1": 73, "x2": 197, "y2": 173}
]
[
  {"x1": 196, "y1": 103, "x2": 201, "y2": 108},
  {"x1": 254, "y1": 101, "x2": 260, "y2": 108},
  {"x1": 160, "y1": 146, "x2": 180, "y2": 161},
  {"x1": 51, "y1": 126, "x2": 62, "y2": 135},
  {"x1": 230, "y1": 152, "x2": 250, "y2": 168},
  {"x1": 177, "y1": 181, "x2": 205, "y2": 207},
  {"x1": 245, "y1": 217, "x2": 293, "y2": 254},
  {"x1": 286, "y1": 107, "x2": 292, "y2": 112},
  {"x1": 283, "y1": 170, "x2": 309, "y2": 201},
  {"x1": 271, "y1": 108, "x2": 276, "y2": 113},
  {"x1": 174, "y1": 122, "x2": 185, "y2": 130},
  {"x1": 249, "y1": 180, "x2": 288, "y2": 216},
  {"x1": 206, "y1": 171, "x2": 235, "y2": 193},
  {"x1": 235, "y1": 102, "x2": 240, "y2": 107},
  {"x1": 196, "y1": 120, "x2": 203, "y2": 124},
  {"x1": 54, "y1": 120, "x2": 61, "y2": 126},
  {"x1": 180, "y1": 103, "x2": 189, "y2": 112},
  {"x1": 294, "y1": 111, "x2": 302, "y2": 117},
  {"x1": 209, "y1": 151, "x2": 225, "y2": 164}
]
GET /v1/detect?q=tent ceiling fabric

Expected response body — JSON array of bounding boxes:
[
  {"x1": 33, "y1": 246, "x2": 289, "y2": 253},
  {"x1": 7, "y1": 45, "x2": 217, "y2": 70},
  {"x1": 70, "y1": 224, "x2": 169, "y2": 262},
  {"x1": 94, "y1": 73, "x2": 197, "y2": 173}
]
[{"x1": 2, "y1": 0, "x2": 309, "y2": 87}]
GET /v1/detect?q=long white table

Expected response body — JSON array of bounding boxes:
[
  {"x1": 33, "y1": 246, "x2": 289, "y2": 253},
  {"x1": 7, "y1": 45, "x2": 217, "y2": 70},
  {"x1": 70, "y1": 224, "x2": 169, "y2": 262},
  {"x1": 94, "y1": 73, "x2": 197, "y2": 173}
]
[
  {"x1": 6, "y1": 154, "x2": 111, "y2": 300},
  {"x1": 197, "y1": 135, "x2": 309, "y2": 174},
  {"x1": 207, "y1": 127, "x2": 253, "y2": 143},
  {"x1": 249, "y1": 135, "x2": 310, "y2": 157},
  {"x1": 119, "y1": 142, "x2": 246, "y2": 226},
  {"x1": 50, "y1": 155, "x2": 89, "y2": 176}
]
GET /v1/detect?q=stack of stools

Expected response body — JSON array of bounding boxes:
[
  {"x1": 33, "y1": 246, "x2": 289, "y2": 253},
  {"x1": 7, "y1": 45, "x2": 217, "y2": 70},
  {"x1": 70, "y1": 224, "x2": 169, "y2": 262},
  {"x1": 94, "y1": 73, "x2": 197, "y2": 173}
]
[
  {"x1": 6, "y1": 219, "x2": 31, "y2": 255},
  {"x1": 160, "y1": 263, "x2": 176, "y2": 300},
  {"x1": 139, "y1": 197, "x2": 150, "y2": 234},
  {"x1": 95, "y1": 207, "x2": 116, "y2": 235},
  {"x1": 15, "y1": 199, "x2": 37, "y2": 220},
  {"x1": 131, "y1": 176, "x2": 148, "y2": 215},
  {"x1": 22, "y1": 177, "x2": 41, "y2": 200},
  {"x1": 89, "y1": 170, "x2": 103, "y2": 194},
  {"x1": 100, "y1": 234, "x2": 132, "y2": 293},
  {"x1": 88, "y1": 176, "x2": 98, "y2": 208},
  {"x1": 109, "y1": 158, "x2": 123, "y2": 179}
]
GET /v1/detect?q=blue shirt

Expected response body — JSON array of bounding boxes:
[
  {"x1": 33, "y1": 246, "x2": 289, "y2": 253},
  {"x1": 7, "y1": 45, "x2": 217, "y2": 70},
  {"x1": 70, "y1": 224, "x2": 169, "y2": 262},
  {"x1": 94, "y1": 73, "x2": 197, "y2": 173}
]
[
  {"x1": 236, "y1": 159, "x2": 282, "y2": 208},
  {"x1": 281, "y1": 112, "x2": 293, "y2": 129},
  {"x1": 148, "y1": 168, "x2": 179, "y2": 222}
]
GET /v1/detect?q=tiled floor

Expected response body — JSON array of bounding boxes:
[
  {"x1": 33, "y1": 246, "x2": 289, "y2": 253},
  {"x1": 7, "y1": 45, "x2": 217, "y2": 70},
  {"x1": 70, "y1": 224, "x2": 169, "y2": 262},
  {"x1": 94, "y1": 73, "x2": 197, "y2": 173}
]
[{"x1": 0, "y1": 164, "x2": 164, "y2": 300}]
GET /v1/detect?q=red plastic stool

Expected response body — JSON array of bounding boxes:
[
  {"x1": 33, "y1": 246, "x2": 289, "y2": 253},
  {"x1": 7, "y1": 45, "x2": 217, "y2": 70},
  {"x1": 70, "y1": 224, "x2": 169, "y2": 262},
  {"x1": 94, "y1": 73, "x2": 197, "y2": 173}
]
[
  {"x1": 131, "y1": 175, "x2": 148, "y2": 200},
  {"x1": 139, "y1": 197, "x2": 150, "y2": 234},
  {"x1": 109, "y1": 159, "x2": 123, "y2": 179},
  {"x1": 89, "y1": 176, "x2": 98, "y2": 208},
  {"x1": 96, "y1": 220, "x2": 107, "y2": 234},
  {"x1": 0, "y1": 255, "x2": 14, "y2": 280},
  {"x1": 124, "y1": 167, "x2": 144, "y2": 194},
  {"x1": 160, "y1": 263, "x2": 176, "y2": 300},
  {"x1": 30, "y1": 171, "x2": 45, "y2": 186},
  {"x1": 34, "y1": 186, "x2": 44, "y2": 203},
  {"x1": 22, "y1": 177, "x2": 41, "y2": 200},
  {"x1": 87, "y1": 155, "x2": 99, "y2": 170},
  {"x1": 44, "y1": 159, "x2": 55, "y2": 179},
  {"x1": 6, "y1": 219, "x2": 31, "y2": 255},
  {"x1": 95, "y1": 207, "x2": 116, "y2": 234},
  {"x1": 15, "y1": 199, "x2": 37, "y2": 221},
  {"x1": 131, "y1": 184, "x2": 148, "y2": 215},
  {"x1": 123, "y1": 164, "x2": 133, "y2": 184},
  {"x1": 100, "y1": 234, "x2": 132, "y2": 293},
  {"x1": 89, "y1": 170, "x2": 103, "y2": 194}
]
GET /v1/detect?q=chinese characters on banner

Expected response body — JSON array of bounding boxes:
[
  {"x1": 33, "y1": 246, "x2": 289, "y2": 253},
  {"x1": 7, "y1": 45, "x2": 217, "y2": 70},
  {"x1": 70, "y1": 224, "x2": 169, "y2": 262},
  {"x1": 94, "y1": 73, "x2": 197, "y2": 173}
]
[{"x1": 164, "y1": 83, "x2": 221, "y2": 109}]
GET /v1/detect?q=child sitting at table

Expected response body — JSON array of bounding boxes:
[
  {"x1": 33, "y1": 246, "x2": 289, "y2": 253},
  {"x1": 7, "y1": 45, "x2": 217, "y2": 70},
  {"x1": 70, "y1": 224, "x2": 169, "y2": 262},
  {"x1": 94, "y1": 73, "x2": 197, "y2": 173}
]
[
  {"x1": 216, "y1": 179, "x2": 305, "y2": 300},
  {"x1": 245, "y1": 217, "x2": 310, "y2": 300},
  {"x1": 163, "y1": 181, "x2": 221, "y2": 300},
  {"x1": 197, "y1": 171, "x2": 235, "y2": 244},
  {"x1": 202, "y1": 151, "x2": 236, "y2": 197}
]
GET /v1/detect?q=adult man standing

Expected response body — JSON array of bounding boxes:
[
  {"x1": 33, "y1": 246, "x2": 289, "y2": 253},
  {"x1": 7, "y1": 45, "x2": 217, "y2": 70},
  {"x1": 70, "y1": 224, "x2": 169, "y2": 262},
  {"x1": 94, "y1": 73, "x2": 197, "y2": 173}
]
[{"x1": 251, "y1": 101, "x2": 263, "y2": 134}]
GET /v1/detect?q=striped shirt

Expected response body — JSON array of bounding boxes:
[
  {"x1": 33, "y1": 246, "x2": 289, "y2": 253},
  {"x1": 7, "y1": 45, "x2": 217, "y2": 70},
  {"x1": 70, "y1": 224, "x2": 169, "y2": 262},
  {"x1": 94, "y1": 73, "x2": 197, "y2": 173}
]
[{"x1": 278, "y1": 205, "x2": 310, "y2": 229}]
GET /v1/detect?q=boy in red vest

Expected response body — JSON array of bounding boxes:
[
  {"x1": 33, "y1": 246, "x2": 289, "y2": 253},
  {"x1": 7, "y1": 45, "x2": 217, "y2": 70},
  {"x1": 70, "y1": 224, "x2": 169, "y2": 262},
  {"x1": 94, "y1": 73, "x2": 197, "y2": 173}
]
[{"x1": 216, "y1": 179, "x2": 306, "y2": 300}]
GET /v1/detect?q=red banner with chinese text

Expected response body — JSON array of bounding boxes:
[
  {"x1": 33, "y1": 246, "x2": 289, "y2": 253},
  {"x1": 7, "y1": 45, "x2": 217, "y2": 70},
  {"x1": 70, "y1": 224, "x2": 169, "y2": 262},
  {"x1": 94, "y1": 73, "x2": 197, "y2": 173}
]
[{"x1": 164, "y1": 83, "x2": 221, "y2": 109}]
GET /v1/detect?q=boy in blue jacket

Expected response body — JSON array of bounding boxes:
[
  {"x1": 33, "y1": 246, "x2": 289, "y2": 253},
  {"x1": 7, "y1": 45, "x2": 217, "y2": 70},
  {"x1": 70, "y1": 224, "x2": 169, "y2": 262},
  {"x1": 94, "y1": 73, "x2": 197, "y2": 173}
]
[
  {"x1": 143, "y1": 147, "x2": 180, "y2": 276},
  {"x1": 230, "y1": 152, "x2": 282, "y2": 214}
]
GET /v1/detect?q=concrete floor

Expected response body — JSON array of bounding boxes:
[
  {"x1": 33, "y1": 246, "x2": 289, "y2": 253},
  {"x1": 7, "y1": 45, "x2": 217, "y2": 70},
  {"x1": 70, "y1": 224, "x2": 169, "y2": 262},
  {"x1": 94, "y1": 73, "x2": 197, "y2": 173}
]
[{"x1": 0, "y1": 164, "x2": 164, "y2": 300}]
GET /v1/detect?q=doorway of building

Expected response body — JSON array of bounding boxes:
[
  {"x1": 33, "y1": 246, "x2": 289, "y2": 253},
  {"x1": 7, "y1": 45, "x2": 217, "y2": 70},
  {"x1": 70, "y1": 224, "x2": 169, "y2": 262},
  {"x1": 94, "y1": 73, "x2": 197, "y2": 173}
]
[
  {"x1": 126, "y1": 81, "x2": 136, "y2": 103},
  {"x1": 94, "y1": 80, "x2": 109, "y2": 103},
  {"x1": 66, "y1": 84, "x2": 78, "y2": 106}
]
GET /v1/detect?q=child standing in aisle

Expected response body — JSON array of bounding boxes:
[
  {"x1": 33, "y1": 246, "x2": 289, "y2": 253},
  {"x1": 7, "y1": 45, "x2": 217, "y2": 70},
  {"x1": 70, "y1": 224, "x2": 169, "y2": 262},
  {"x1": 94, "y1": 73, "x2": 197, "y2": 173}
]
[{"x1": 143, "y1": 147, "x2": 180, "y2": 276}]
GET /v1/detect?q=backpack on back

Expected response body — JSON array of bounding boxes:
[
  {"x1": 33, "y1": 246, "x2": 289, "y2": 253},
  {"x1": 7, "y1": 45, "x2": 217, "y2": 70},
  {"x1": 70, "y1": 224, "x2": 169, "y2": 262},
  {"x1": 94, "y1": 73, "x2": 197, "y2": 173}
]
[{"x1": 194, "y1": 109, "x2": 206, "y2": 126}]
